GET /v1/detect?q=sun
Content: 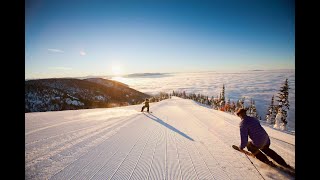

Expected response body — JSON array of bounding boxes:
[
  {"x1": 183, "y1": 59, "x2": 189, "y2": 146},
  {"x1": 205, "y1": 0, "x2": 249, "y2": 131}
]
[{"x1": 111, "y1": 65, "x2": 122, "y2": 75}]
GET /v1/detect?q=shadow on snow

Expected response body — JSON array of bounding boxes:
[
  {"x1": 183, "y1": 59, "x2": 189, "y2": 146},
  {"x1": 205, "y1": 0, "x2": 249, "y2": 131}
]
[{"x1": 143, "y1": 113, "x2": 194, "y2": 141}]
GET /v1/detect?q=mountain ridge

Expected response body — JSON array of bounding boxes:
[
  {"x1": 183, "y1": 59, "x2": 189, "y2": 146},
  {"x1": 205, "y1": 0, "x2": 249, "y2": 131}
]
[{"x1": 25, "y1": 78, "x2": 150, "y2": 112}]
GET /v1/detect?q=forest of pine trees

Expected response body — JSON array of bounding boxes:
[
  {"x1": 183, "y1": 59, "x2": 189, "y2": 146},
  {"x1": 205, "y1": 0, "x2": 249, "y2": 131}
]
[
  {"x1": 265, "y1": 78, "x2": 290, "y2": 131},
  {"x1": 247, "y1": 99, "x2": 258, "y2": 119}
]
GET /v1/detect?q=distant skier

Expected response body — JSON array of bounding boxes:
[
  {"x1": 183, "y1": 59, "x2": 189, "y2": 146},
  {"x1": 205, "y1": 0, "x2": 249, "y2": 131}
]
[
  {"x1": 235, "y1": 108, "x2": 291, "y2": 168},
  {"x1": 141, "y1": 98, "x2": 150, "y2": 112}
]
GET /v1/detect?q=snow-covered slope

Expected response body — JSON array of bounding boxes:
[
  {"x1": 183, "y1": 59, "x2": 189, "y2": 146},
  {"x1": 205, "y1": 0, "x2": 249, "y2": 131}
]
[{"x1": 25, "y1": 96, "x2": 295, "y2": 180}]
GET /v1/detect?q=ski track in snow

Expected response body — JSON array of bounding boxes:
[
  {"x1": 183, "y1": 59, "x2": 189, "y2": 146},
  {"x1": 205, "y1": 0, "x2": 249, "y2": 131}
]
[{"x1": 25, "y1": 97, "x2": 295, "y2": 180}]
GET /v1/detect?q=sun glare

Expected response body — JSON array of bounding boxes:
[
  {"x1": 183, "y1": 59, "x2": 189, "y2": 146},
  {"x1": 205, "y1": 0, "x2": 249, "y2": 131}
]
[{"x1": 111, "y1": 65, "x2": 122, "y2": 75}]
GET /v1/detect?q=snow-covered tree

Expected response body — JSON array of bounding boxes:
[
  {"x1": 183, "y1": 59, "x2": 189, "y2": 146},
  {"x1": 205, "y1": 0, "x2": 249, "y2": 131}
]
[
  {"x1": 248, "y1": 98, "x2": 258, "y2": 118},
  {"x1": 230, "y1": 101, "x2": 236, "y2": 113},
  {"x1": 236, "y1": 97, "x2": 245, "y2": 110},
  {"x1": 266, "y1": 95, "x2": 277, "y2": 124},
  {"x1": 274, "y1": 108, "x2": 283, "y2": 130},
  {"x1": 221, "y1": 84, "x2": 225, "y2": 103},
  {"x1": 212, "y1": 96, "x2": 219, "y2": 110},
  {"x1": 276, "y1": 78, "x2": 290, "y2": 129},
  {"x1": 218, "y1": 84, "x2": 226, "y2": 111}
]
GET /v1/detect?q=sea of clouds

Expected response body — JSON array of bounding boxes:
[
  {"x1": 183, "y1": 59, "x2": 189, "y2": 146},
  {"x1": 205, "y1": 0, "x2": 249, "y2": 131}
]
[{"x1": 111, "y1": 69, "x2": 295, "y2": 131}]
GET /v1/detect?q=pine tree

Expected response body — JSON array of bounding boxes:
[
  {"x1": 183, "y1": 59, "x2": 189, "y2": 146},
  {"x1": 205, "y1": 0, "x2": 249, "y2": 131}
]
[
  {"x1": 266, "y1": 95, "x2": 277, "y2": 124},
  {"x1": 236, "y1": 97, "x2": 245, "y2": 110},
  {"x1": 219, "y1": 84, "x2": 226, "y2": 110},
  {"x1": 206, "y1": 96, "x2": 211, "y2": 105},
  {"x1": 183, "y1": 91, "x2": 186, "y2": 98},
  {"x1": 221, "y1": 84, "x2": 225, "y2": 103},
  {"x1": 276, "y1": 78, "x2": 290, "y2": 126},
  {"x1": 230, "y1": 101, "x2": 236, "y2": 113},
  {"x1": 248, "y1": 99, "x2": 258, "y2": 118},
  {"x1": 225, "y1": 98, "x2": 231, "y2": 112}
]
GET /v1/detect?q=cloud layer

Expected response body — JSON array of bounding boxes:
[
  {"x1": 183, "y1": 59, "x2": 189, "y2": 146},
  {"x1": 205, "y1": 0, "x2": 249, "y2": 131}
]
[
  {"x1": 48, "y1": 49, "x2": 64, "y2": 53},
  {"x1": 48, "y1": 67, "x2": 72, "y2": 70},
  {"x1": 112, "y1": 69, "x2": 295, "y2": 130}
]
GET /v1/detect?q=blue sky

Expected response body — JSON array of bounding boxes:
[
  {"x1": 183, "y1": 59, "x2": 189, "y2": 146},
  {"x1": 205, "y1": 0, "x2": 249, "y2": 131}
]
[{"x1": 25, "y1": 0, "x2": 295, "y2": 79}]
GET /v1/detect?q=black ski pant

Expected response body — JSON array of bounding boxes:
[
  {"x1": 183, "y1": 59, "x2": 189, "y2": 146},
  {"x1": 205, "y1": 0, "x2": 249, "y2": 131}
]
[
  {"x1": 141, "y1": 106, "x2": 149, "y2": 112},
  {"x1": 246, "y1": 141, "x2": 289, "y2": 167}
]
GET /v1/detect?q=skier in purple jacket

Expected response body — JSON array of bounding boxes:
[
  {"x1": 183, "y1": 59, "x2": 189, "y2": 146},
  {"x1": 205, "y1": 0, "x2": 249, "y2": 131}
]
[{"x1": 236, "y1": 108, "x2": 290, "y2": 168}]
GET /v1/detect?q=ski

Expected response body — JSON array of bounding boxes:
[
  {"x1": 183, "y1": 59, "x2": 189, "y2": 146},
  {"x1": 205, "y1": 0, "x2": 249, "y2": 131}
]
[{"x1": 232, "y1": 145, "x2": 295, "y2": 176}]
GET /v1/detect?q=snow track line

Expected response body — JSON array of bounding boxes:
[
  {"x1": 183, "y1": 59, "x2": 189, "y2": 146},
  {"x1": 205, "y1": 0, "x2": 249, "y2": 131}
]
[
  {"x1": 148, "y1": 123, "x2": 166, "y2": 180},
  {"x1": 154, "y1": 110, "x2": 199, "y2": 180},
  {"x1": 129, "y1": 123, "x2": 162, "y2": 180},
  {"x1": 110, "y1": 122, "x2": 155, "y2": 179},
  {"x1": 161, "y1": 106, "x2": 215, "y2": 180},
  {"x1": 146, "y1": 127, "x2": 163, "y2": 180},
  {"x1": 171, "y1": 126, "x2": 199, "y2": 179},
  {"x1": 26, "y1": 112, "x2": 141, "y2": 135},
  {"x1": 188, "y1": 112, "x2": 258, "y2": 179},
  {"x1": 173, "y1": 128, "x2": 199, "y2": 180},
  {"x1": 166, "y1": 122, "x2": 183, "y2": 180},
  {"x1": 127, "y1": 126, "x2": 156, "y2": 180},
  {"x1": 149, "y1": 110, "x2": 191, "y2": 180},
  {"x1": 108, "y1": 124, "x2": 150, "y2": 180},
  {"x1": 57, "y1": 114, "x2": 143, "y2": 179},
  {"x1": 26, "y1": 116, "x2": 108, "y2": 136},
  {"x1": 186, "y1": 147, "x2": 201, "y2": 179},
  {"x1": 173, "y1": 126, "x2": 183, "y2": 180},
  {"x1": 155, "y1": 108, "x2": 199, "y2": 180},
  {"x1": 180, "y1": 126, "x2": 215, "y2": 179},
  {"x1": 51, "y1": 125, "x2": 123, "y2": 180},
  {"x1": 86, "y1": 129, "x2": 127, "y2": 180},
  {"x1": 27, "y1": 122, "x2": 118, "y2": 168},
  {"x1": 36, "y1": 118, "x2": 133, "y2": 180},
  {"x1": 165, "y1": 120, "x2": 167, "y2": 180},
  {"x1": 87, "y1": 117, "x2": 149, "y2": 180},
  {"x1": 48, "y1": 115, "x2": 141, "y2": 180},
  {"x1": 26, "y1": 117, "x2": 132, "y2": 162},
  {"x1": 26, "y1": 117, "x2": 127, "y2": 146},
  {"x1": 176, "y1": 116, "x2": 232, "y2": 180},
  {"x1": 174, "y1": 115, "x2": 204, "y2": 179},
  {"x1": 174, "y1": 112, "x2": 220, "y2": 180},
  {"x1": 90, "y1": 113, "x2": 164, "y2": 180},
  {"x1": 26, "y1": 116, "x2": 135, "y2": 166},
  {"x1": 112, "y1": 121, "x2": 160, "y2": 180}
]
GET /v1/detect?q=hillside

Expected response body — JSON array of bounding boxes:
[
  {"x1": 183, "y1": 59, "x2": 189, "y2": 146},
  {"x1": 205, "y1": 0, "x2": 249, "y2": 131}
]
[
  {"x1": 25, "y1": 78, "x2": 150, "y2": 112},
  {"x1": 25, "y1": 97, "x2": 295, "y2": 180}
]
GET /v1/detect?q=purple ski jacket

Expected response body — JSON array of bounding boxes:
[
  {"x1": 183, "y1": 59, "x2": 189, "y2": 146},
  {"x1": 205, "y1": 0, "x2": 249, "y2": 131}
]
[{"x1": 239, "y1": 116, "x2": 270, "y2": 149}]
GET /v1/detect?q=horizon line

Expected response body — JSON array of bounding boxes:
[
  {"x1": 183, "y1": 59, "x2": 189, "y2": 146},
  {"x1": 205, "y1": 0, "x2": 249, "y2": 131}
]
[{"x1": 25, "y1": 68, "x2": 294, "y2": 81}]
